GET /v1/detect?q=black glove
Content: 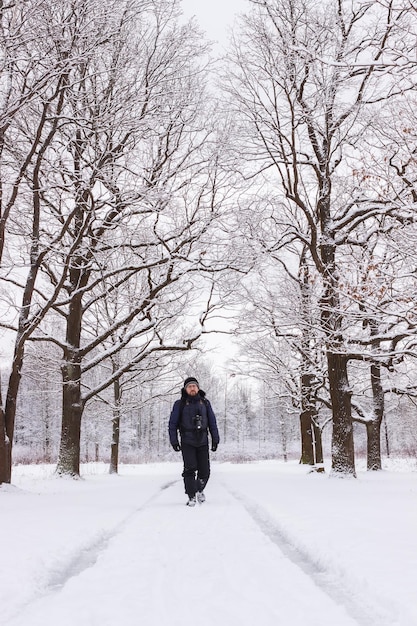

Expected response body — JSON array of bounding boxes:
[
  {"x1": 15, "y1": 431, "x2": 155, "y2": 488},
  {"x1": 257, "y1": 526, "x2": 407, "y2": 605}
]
[
  {"x1": 211, "y1": 443, "x2": 218, "y2": 452},
  {"x1": 172, "y1": 443, "x2": 181, "y2": 452}
]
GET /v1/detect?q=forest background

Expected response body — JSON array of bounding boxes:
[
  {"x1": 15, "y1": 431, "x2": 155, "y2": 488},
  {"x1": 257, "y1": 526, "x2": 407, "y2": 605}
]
[{"x1": 1, "y1": 0, "x2": 417, "y2": 483}]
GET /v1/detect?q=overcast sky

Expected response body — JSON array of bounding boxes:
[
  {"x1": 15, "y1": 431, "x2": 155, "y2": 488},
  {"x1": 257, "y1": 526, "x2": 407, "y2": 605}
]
[{"x1": 181, "y1": 0, "x2": 247, "y2": 46}]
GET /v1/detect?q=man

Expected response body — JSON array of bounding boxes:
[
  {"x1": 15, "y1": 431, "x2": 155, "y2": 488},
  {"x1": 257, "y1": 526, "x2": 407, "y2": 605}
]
[{"x1": 169, "y1": 376, "x2": 220, "y2": 506}]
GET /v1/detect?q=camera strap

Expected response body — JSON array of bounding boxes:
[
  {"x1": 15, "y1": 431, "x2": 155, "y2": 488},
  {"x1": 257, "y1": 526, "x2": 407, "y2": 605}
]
[{"x1": 179, "y1": 397, "x2": 208, "y2": 432}]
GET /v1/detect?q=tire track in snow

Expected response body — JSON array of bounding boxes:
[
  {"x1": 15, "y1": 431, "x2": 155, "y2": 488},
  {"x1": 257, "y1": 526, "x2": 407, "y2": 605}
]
[
  {"x1": 225, "y1": 485, "x2": 396, "y2": 626},
  {"x1": 8, "y1": 479, "x2": 179, "y2": 622},
  {"x1": 46, "y1": 479, "x2": 178, "y2": 590}
]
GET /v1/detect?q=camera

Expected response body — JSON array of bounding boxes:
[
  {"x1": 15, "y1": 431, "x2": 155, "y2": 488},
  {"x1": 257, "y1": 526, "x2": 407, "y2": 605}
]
[{"x1": 194, "y1": 414, "x2": 203, "y2": 430}]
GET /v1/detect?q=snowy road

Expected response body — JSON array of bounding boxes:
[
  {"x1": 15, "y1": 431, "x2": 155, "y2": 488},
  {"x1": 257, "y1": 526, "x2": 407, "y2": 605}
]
[
  {"x1": 7, "y1": 476, "x2": 357, "y2": 626},
  {"x1": 3, "y1": 461, "x2": 416, "y2": 626}
]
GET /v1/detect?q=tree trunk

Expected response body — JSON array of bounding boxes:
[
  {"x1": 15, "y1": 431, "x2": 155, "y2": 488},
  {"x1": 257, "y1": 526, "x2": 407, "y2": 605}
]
[
  {"x1": 383, "y1": 414, "x2": 390, "y2": 457},
  {"x1": 110, "y1": 416, "x2": 120, "y2": 474},
  {"x1": 320, "y1": 235, "x2": 356, "y2": 477},
  {"x1": 300, "y1": 409, "x2": 326, "y2": 471},
  {"x1": 1, "y1": 202, "x2": 45, "y2": 482},
  {"x1": 109, "y1": 378, "x2": 121, "y2": 475},
  {"x1": 367, "y1": 360, "x2": 383, "y2": 471},
  {"x1": 300, "y1": 409, "x2": 315, "y2": 465},
  {"x1": 44, "y1": 391, "x2": 51, "y2": 463},
  {"x1": 1, "y1": 364, "x2": 22, "y2": 483},
  {"x1": 327, "y1": 351, "x2": 356, "y2": 476},
  {"x1": 298, "y1": 257, "x2": 317, "y2": 467},
  {"x1": 56, "y1": 290, "x2": 84, "y2": 477},
  {"x1": 313, "y1": 422, "x2": 325, "y2": 471},
  {"x1": 299, "y1": 372, "x2": 316, "y2": 466},
  {"x1": 56, "y1": 358, "x2": 83, "y2": 477},
  {"x1": 0, "y1": 407, "x2": 11, "y2": 484},
  {"x1": 1, "y1": 302, "x2": 36, "y2": 483},
  {"x1": 366, "y1": 419, "x2": 382, "y2": 471}
]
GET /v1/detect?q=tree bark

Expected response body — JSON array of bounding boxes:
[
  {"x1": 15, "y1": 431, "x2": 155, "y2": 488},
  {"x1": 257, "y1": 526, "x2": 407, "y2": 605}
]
[
  {"x1": 56, "y1": 356, "x2": 83, "y2": 477},
  {"x1": 56, "y1": 290, "x2": 84, "y2": 477},
  {"x1": 327, "y1": 351, "x2": 355, "y2": 476},
  {"x1": 109, "y1": 378, "x2": 121, "y2": 475},
  {"x1": 299, "y1": 409, "x2": 315, "y2": 465},
  {"x1": 313, "y1": 421, "x2": 324, "y2": 469},
  {"x1": 299, "y1": 373, "x2": 316, "y2": 465},
  {"x1": 0, "y1": 406, "x2": 11, "y2": 483},
  {"x1": 109, "y1": 415, "x2": 120, "y2": 474},
  {"x1": 2, "y1": 360, "x2": 22, "y2": 483},
  {"x1": 320, "y1": 207, "x2": 356, "y2": 476},
  {"x1": 366, "y1": 419, "x2": 382, "y2": 471},
  {"x1": 299, "y1": 254, "x2": 319, "y2": 467},
  {"x1": 2, "y1": 266, "x2": 44, "y2": 482},
  {"x1": 367, "y1": 360, "x2": 383, "y2": 471}
]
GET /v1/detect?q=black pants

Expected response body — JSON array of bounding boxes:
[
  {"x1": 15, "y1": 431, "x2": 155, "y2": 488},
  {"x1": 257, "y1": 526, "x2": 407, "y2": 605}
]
[{"x1": 181, "y1": 442, "x2": 210, "y2": 497}]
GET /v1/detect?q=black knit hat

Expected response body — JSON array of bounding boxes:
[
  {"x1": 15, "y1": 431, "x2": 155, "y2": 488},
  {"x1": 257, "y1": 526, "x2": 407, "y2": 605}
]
[{"x1": 184, "y1": 376, "x2": 199, "y2": 389}]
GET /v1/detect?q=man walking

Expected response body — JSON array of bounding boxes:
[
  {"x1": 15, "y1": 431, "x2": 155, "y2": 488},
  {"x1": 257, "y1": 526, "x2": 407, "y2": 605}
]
[{"x1": 169, "y1": 376, "x2": 220, "y2": 506}]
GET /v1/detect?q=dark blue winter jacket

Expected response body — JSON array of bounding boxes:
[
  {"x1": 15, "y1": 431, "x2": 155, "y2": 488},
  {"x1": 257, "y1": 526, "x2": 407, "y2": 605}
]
[{"x1": 169, "y1": 389, "x2": 220, "y2": 448}]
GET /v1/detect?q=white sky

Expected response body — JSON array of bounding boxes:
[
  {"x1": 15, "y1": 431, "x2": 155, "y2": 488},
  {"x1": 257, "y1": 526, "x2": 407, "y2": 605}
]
[
  {"x1": 181, "y1": 0, "x2": 247, "y2": 46},
  {"x1": 2, "y1": 459, "x2": 417, "y2": 625}
]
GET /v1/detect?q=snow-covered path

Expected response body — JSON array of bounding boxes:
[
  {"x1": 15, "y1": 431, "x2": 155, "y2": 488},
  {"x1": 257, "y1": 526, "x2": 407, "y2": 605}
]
[
  {"x1": 2, "y1": 460, "x2": 417, "y2": 626},
  {"x1": 6, "y1": 478, "x2": 356, "y2": 626}
]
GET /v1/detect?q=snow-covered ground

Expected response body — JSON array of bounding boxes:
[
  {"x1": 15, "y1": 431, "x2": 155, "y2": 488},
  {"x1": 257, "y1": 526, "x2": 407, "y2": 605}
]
[{"x1": 1, "y1": 459, "x2": 416, "y2": 626}]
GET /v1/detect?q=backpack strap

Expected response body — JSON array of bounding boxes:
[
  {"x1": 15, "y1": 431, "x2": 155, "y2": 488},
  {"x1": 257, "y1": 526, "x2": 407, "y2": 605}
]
[{"x1": 179, "y1": 396, "x2": 208, "y2": 425}]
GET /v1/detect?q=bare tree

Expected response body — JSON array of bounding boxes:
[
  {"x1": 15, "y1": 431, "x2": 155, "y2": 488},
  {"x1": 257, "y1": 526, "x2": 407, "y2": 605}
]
[
  {"x1": 0, "y1": 0, "x2": 239, "y2": 481},
  {"x1": 224, "y1": 0, "x2": 417, "y2": 476},
  {"x1": 0, "y1": 0, "x2": 103, "y2": 483},
  {"x1": 235, "y1": 250, "x2": 327, "y2": 467},
  {"x1": 28, "y1": 1, "x2": 236, "y2": 477}
]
